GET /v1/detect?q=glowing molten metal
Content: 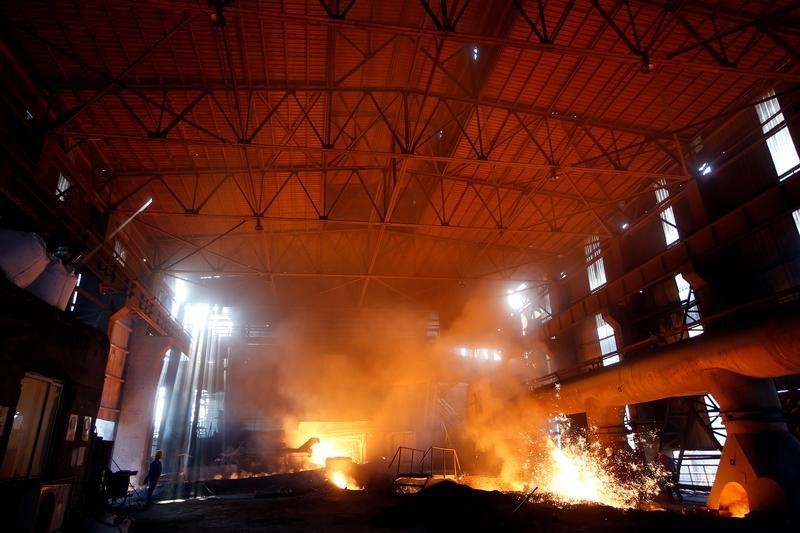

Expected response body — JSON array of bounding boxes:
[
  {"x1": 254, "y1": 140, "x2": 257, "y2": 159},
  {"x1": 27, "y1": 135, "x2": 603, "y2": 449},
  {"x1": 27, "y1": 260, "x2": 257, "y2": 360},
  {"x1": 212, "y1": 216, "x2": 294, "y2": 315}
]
[
  {"x1": 309, "y1": 438, "x2": 350, "y2": 467},
  {"x1": 327, "y1": 469, "x2": 361, "y2": 490},
  {"x1": 309, "y1": 438, "x2": 364, "y2": 490}
]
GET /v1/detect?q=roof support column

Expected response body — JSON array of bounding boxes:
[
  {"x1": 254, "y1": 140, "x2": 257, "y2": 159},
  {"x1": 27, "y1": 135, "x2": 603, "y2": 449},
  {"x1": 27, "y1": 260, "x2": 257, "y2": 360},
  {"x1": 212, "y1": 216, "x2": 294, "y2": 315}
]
[{"x1": 112, "y1": 322, "x2": 173, "y2": 480}]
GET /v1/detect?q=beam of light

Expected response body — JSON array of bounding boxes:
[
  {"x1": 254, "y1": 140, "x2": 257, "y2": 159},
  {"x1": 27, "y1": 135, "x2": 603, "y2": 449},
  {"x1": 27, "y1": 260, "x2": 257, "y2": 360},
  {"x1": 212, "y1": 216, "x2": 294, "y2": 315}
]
[{"x1": 80, "y1": 197, "x2": 154, "y2": 263}]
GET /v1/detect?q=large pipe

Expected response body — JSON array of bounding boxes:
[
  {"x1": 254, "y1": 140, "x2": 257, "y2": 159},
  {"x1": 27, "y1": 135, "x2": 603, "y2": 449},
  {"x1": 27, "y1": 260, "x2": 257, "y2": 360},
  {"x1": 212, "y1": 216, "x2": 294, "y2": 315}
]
[
  {"x1": 536, "y1": 313, "x2": 800, "y2": 414},
  {"x1": 534, "y1": 311, "x2": 800, "y2": 515}
]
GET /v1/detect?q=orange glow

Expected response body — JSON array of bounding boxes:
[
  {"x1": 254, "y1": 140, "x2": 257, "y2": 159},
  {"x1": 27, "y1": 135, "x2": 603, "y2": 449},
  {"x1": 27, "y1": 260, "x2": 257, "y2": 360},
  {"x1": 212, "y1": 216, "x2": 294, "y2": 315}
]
[
  {"x1": 719, "y1": 482, "x2": 749, "y2": 518},
  {"x1": 466, "y1": 417, "x2": 662, "y2": 509},
  {"x1": 328, "y1": 469, "x2": 362, "y2": 490},
  {"x1": 330, "y1": 470, "x2": 348, "y2": 488},
  {"x1": 727, "y1": 500, "x2": 750, "y2": 518},
  {"x1": 529, "y1": 437, "x2": 659, "y2": 508},
  {"x1": 227, "y1": 470, "x2": 269, "y2": 480},
  {"x1": 309, "y1": 438, "x2": 353, "y2": 467},
  {"x1": 464, "y1": 475, "x2": 525, "y2": 493},
  {"x1": 290, "y1": 420, "x2": 369, "y2": 467}
]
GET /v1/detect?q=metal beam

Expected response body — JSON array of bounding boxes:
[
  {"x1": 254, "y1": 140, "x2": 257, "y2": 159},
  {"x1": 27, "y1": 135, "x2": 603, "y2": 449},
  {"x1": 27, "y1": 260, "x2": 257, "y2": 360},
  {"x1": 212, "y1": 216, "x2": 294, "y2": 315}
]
[
  {"x1": 165, "y1": 268, "x2": 541, "y2": 282},
  {"x1": 63, "y1": 129, "x2": 689, "y2": 181},
  {"x1": 52, "y1": 83, "x2": 684, "y2": 140},
  {"x1": 123, "y1": 0, "x2": 800, "y2": 82},
  {"x1": 128, "y1": 208, "x2": 602, "y2": 238},
  {"x1": 50, "y1": 13, "x2": 197, "y2": 128}
]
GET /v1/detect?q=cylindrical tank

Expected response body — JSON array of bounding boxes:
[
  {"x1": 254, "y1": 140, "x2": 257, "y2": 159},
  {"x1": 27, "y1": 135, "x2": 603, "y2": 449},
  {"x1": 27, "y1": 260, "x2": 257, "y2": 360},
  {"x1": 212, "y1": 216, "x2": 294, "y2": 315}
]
[
  {"x1": 0, "y1": 229, "x2": 49, "y2": 288},
  {"x1": 26, "y1": 256, "x2": 78, "y2": 310}
]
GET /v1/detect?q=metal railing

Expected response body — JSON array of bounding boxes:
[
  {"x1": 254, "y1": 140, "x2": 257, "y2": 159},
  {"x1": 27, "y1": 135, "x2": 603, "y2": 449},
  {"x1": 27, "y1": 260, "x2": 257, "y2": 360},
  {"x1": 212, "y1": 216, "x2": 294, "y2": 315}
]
[
  {"x1": 388, "y1": 446, "x2": 427, "y2": 478},
  {"x1": 530, "y1": 285, "x2": 800, "y2": 391},
  {"x1": 677, "y1": 453, "x2": 721, "y2": 491},
  {"x1": 419, "y1": 446, "x2": 461, "y2": 480},
  {"x1": 388, "y1": 445, "x2": 462, "y2": 480}
]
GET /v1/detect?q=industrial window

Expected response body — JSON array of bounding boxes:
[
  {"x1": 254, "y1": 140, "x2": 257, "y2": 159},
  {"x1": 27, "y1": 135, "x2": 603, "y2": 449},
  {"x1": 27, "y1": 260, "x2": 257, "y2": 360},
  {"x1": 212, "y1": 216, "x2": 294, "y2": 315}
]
[
  {"x1": 655, "y1": 179, "x2": 679, "y2": 246},
  {"x1": 95, "y1": 419, "x2": 115, "y2": 441},
  {"x1": 113, "y1": 239, "x2": 127, "y2": 266},
  {"x1": 754, "y1": 90, "x2": 800, "y2": 180},
  {"x1": 676, "y1": 395, "x2": 726, "y2": 489},
  {"x1": 197, "y1": 390, "x2": 223, "y2": 437},
  {"x1": 584, "y1": 235, "x2": 607, "y2": 291},
  {"x1": 623, "y1": 406, "x2": 636, "y2": 449},
  {"x1": 0, "y1": 375, "x2": 62, "y2": 479},
  {"x1": 508, "y1": 283, "x2": 531, "y2": 335},
  {"x1": 595, "y1": 314, "x2": 619, "y2": 366},
  {"x1": 151, "y1": 386, "x2": 167, "y2": 441},
  {"x1": 507, "y1": 283, "x2": 530, "y2": 312},
  {"x1": 675, "y1": 273, "x2": 703, "y2": 338},
  {"x1": 68, "y1": 273, "x2": 82, "y2": 313},
  {"x1": 209, "y1": 306, "x2": 234, "y2": 337},
  {"x1": 538, "y1": 291, "x2": 552, "y2": 322},
  {"x1": 458, "y1": 347, "x2": 502, "y2": 361},
  {"x1": 55, "y1": 173, "x2": 71, "y2": 202},
  {"x1": 792, "y1": 209, "x2": 800, "y2": 236}
]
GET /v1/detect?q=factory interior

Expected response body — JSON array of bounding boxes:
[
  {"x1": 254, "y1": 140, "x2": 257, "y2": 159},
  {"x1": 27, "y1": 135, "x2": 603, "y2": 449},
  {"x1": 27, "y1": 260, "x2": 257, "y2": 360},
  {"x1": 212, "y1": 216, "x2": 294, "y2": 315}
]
[{"x1": 1, "y1": 1, "x2": 800, "y2": 531}]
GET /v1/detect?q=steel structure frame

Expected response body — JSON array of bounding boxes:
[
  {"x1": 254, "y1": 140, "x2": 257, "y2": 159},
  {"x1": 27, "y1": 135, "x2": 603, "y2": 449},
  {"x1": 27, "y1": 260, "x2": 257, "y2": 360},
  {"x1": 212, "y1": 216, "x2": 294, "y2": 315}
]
[{"x1": 2, "y1": 0, "x2": 798, "y2": 308}]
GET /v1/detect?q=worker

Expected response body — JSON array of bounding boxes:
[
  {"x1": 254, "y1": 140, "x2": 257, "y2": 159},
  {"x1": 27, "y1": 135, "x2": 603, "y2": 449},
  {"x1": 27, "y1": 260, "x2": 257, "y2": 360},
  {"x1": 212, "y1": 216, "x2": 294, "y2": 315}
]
[
  {"x1": 656, "y1": 450, "x2": 682, "y2": 503},
  {"x1": 144, "y1": 450, "x2": 163, "y2": 506}
]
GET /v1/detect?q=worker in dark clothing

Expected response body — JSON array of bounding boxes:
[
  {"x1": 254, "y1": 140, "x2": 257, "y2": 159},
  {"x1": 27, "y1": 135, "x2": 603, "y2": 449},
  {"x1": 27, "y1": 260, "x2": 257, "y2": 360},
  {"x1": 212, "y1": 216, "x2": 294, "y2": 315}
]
[
  {"x1": 657, "y1": 450, "x2": 683, "y2": 503},
  {"x1": 145, "y1": 450, "x2": 163, "y2": 506}
]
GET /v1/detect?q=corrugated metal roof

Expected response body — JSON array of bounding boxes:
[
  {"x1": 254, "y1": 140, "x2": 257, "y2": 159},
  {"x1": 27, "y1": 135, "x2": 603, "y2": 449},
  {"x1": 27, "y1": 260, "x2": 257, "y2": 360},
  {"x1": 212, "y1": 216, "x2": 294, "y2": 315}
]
[{"x1": 3, "y1": 0, "x2": 798, "y2": 305}]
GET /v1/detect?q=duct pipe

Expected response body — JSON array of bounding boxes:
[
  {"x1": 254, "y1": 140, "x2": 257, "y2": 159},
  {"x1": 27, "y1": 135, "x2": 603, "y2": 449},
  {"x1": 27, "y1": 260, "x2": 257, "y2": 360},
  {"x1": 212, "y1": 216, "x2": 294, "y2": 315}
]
[
  {"x1": 534, "y1": 313, "x2": 800, "y2": 515},
  {"x1": 536, "y1": 313, "x2": 800, "y2": 414},
  {"x1": 584, "y1": 401, "x2": 628, "y2": 449}
]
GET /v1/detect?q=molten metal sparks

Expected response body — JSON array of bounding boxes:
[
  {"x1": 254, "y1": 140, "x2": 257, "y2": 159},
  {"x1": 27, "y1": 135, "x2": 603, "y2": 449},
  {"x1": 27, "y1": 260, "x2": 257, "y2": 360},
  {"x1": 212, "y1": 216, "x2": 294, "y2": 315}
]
[
  {"x1": 474, "y1": 418, "x2": 662, "y2": 509},
  {"x1": 531, "y1": 438, "x2": 660, "y2": 508}
]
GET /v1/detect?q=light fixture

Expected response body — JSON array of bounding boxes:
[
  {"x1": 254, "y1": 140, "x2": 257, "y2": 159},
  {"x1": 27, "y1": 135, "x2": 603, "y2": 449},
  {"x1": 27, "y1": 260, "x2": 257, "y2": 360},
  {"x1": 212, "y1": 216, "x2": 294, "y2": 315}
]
[
  {"x1": 640, "y1": 52, "x2": 654, "y2": 73},
  {"x1": 507, "y1": 282, "x2": 529, "y2": 311}
]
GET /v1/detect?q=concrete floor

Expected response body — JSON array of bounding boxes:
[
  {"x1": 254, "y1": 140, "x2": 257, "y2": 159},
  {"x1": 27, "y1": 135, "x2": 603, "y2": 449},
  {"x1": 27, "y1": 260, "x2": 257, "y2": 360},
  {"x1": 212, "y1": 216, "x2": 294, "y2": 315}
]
[{"x1": 110, "y1": 472, "x2": 787, "y2": 532}]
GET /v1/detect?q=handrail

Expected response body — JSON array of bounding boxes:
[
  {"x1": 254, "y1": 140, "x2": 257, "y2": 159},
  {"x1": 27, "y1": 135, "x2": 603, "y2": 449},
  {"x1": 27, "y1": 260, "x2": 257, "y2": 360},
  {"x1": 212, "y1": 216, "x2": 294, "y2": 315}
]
[
  {"x1": 418, "y1": 446, "x2": 461, "y2": 479},
  {"x1": 388, "y1": 446, "x2": 426, "y2": 477},
  {"x1": 531, "y1": 285, "x2": 800, "y2": 390}
]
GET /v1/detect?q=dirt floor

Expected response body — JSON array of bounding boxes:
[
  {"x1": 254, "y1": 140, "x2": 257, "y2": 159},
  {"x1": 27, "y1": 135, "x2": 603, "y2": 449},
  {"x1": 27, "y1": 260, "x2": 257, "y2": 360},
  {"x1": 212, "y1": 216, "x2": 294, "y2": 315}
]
[{"x1": 121, "y1": 471, "x2": 791, "y2": 532}]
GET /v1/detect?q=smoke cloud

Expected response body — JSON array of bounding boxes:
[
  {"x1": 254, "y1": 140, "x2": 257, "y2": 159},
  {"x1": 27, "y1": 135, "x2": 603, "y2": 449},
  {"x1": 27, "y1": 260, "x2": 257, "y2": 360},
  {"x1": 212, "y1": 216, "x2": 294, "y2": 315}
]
[{"x1": 228, "y1": 292, "x2": 552, "y2": 477}]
